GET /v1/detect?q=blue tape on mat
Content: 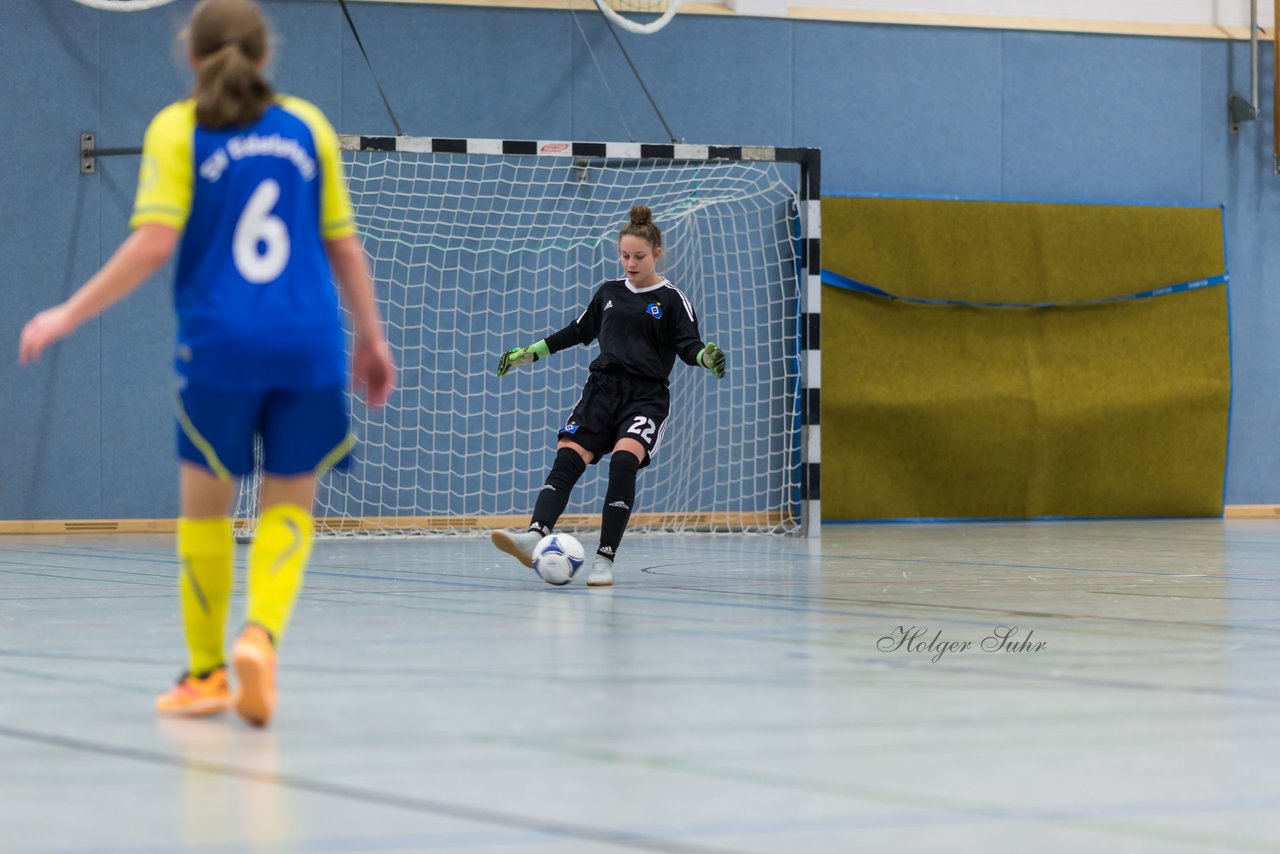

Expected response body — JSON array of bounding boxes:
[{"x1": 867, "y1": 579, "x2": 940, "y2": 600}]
[{"x1": 820, "y1": 269, "x2": 1228, "y2": 309}]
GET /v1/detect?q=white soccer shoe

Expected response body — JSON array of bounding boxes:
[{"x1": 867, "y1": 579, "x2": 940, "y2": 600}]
[
  {"x1": 491, "y1": 529, "x2": 543, "y2": 569},
  {"x1": 586, "y1": 555, "x2": 614, "y2": 587}
]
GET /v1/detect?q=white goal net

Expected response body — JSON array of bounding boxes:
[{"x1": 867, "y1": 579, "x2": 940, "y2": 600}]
[{"x1": 236, "y1": 139, "x2": 808, "y2": 537}]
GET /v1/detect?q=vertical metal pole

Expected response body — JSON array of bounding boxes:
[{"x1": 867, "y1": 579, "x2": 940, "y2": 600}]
[
  {"x1": 1252, "y1": 0, "x2": 1260, "y2": 109},
  {"x1": 1230, "y1": 0, "x2": 1261, "y2": 130},
  {"x1": 798, "y1": 152, "x2": 822, "y2": 539}
]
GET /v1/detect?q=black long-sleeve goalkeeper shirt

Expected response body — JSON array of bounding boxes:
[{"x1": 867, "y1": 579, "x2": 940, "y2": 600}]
[{"x1": 544, "y1": 278, "x2": 706, "y2": 385}]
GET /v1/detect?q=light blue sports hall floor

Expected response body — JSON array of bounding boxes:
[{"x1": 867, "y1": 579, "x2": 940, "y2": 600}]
[{"x1": 1, "y1": 520, "x2": 1277, "y2": 853}]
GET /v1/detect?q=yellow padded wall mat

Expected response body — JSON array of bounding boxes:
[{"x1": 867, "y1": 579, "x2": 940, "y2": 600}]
[{"x1": 821, "y1": 197, "x2": 1229, "y2": 520}]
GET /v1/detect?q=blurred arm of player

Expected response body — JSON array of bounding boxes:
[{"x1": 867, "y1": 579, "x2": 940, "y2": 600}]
[
  {"x1": 326, "y1": 234, "x2": 397, "y2": 408},
  {"x1": 18, "y1": 223, "x2": 178, "y2": 365}
]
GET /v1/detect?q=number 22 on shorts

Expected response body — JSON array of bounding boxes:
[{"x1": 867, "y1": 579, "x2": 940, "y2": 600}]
[{"x1": 626, "y1": 416, "x2": 656, "y2": 442}]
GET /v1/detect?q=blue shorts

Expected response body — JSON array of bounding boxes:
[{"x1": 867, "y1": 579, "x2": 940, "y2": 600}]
[{"x1": 176, "y1": 385, "x2": 354, "y2": 479}]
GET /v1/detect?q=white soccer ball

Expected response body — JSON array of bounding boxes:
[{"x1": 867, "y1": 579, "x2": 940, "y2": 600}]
[{"x1": 531, "y1": 533, "x2": 586, "y2": 586}]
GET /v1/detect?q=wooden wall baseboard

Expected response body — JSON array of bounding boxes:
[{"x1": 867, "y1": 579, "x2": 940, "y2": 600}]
[
  {"x1": 1222, "y1": 505, "x2": 1280, "y2": 518},
  {"x1": 0, "y1": 512, "x2": 790, "y2": 536},
  {"x1": 0, "y1": 519, "x2": 177, "y2": 535}
]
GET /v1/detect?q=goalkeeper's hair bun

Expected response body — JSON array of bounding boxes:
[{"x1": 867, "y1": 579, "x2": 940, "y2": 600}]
[{"x1": 620, "y1": 204, "x2": 662, "y2": 248}]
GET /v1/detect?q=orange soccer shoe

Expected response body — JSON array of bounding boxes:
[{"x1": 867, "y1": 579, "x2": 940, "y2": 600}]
[
  {"x1": 155, "y1": 667, "x2": 232, "y2": 717},
  {"x1": 231, "y1": 624, "x2": 278, "y2": 727}
]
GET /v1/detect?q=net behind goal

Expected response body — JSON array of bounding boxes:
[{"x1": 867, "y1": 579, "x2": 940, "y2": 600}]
[{"x1": 236, "y1": 138, "x2": 820, "y2": 537}]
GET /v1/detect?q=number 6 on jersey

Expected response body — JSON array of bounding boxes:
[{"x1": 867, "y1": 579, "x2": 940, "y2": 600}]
[{"x1": 234, "y1": 179, "x2": 290, "y2": 283}]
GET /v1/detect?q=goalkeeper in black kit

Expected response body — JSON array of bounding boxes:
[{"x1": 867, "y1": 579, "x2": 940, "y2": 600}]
[{"x1": 492, "y1": 205, "x2": 727, "y2": 586}]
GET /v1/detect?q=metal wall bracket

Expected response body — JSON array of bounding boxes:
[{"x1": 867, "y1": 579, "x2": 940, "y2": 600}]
[
  {"x1": 81, "y1": 132, "x2": 96, "y2": 174},
  {"x1": 1230, "y1": 93, "x2": 1258, "y2": 133}
]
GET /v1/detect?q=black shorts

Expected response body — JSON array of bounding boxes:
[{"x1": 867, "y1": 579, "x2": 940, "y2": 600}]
[{"x1": 558, "y1": 371, "x2": 670, "y2": 467}]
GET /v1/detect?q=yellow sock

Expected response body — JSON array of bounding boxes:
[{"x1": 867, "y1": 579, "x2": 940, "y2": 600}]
[
  {"x1": 177, "y1": 517, "x2": 234, "y2": 675},
  {"x1": 246, "y1": 503, "x2": 314, "y2": 642}
]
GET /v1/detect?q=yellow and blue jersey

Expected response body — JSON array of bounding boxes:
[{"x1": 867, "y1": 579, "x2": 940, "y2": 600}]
[{"x1": 132, "y1": 96, "x2": 355, "y2": 390}]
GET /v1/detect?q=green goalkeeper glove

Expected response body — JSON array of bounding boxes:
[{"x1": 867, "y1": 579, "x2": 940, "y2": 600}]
[
  {"x1": 497, "y1": 339, "x2": 550, "y2": 377},
  {"x1": 698, "y1": 343, "x2": 726, "y2": 379}
]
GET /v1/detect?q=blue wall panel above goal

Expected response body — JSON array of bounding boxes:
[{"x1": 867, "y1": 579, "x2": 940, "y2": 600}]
[
  {"x1": 337, "y1": 5, "x2": 575, "y2": 140},
  {"x1": 568, "y1": 15, "x2": 796, "y2": 147},
  {"x1": 793, "y1": 21, "x2": 1004, "y2": 197},
  {"x1": 1000, "y1": 32, "x2": 1203, "y2": 204}
]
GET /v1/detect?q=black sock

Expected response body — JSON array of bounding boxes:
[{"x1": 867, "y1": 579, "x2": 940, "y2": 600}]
[
  {"x1": 598, "y1": 450, "x2": 640, "y2": 560},
  {"x1": 530, "y1": 447, "x2": 587, "y2": 535}
]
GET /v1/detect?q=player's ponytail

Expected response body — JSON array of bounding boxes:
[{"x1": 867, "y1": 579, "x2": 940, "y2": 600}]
[
  {"x1": 186, "y1": 0, "x2": 274, "y2": 130},
  {"x1": 620, "y1": 204, "x2": 663, "y2": 249}
]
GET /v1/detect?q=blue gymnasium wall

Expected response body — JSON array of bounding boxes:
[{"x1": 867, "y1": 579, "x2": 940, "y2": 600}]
[{"x1": 0, "y1": 0, "x2": 1274, "y2": 518}]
